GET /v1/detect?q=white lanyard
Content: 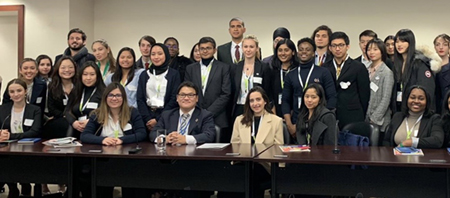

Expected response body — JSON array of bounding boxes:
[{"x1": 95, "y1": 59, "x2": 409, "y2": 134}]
[
  {"x1": 298, "y1": 64, "x2": 314, "y2": 91},
  {"x1": 280, "y1": 68, "x2": 292, "y2": 89},
  {"x1": 201, "y1": 60, "x2": 213, "y2": 93},
  {"x1": 251, "y1": 115, "x2": 263, "y2": 137},
  {"x1": 333, "y1": 55, "x2": 349, "y2": 78},
  {"x1": 243, "y1": 72, "x2": 253, "y2": 93},
  {"x1": 405, "y1": 114, "x2": 423, "y2": 139},
  {"x1": 79, "y1": 88, "x2": 97, "y2": 112}
]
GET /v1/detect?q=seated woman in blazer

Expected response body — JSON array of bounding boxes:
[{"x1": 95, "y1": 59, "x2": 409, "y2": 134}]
[
  {"x1": 296, "y1": 83, "x2": 337, "y2": 145},
  {"x1": 66, "y1": 61, "x2": 105, "y2": 139},
  {"x1": 385, "y1": 85, "x2": 444, "y2": 148},
  {"x1": 0, "y1": 78, "x2": 42, "y2": 198},
  {"x1": 137, "y1": 43, "x2": 180, "y2": 132},
  {"x1": 231, "y1": 86, "x2": 283, "y2": 145},
  {"x1": 81, "y1": 82, "x2": 147, "y2": 145}
]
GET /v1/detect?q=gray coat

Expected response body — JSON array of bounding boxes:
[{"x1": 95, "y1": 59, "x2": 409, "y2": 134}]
[{"x1": 366, "y1": 62, "x2": 394, "y2": 131}]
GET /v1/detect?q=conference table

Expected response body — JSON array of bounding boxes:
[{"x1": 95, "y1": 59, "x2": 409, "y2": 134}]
[
  {"x1": 255, "y1": 145, "x2": 450, "y2": 198},
  {"x1": 68, "y1": 142, "x2": 272, "y2": 198},
  {"x1": 0, "y1": 142, "x2": 75, "y2": 198}
]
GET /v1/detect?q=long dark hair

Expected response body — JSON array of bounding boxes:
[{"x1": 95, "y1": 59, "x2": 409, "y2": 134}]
[
  {"x1": 241, "y1": 86, "x2": 273, "y2": 127},
  {"x1": 393, "y1": 29, "x2": 416, "y2": 83},
  {"x1": 49, "y1": 56, "x2": 78, "y2": 100},
  {"x1": 401, "y1": 85, "x2": 433, "y2": 117},
  {"x1": 66, "y1": 61, "x2": 106, "y2": 114},
  {"x1": 297, "y1": 83, "x2": 327, "y2": 134},
  {"x1": 36, "y1": 54, "x2": 53, "y2": 77},
  {"x1": 271, "y1": 38, "x2": 299, "y2": 70},
  {"x1": 441, "y1": 90, "x2": 450, "y2": 147},
  {"x1": 189, "y1": 43, "x2": 199, "y2": 62},
  {"x1": 111, "y1": 47, "x2": 136, "y2": 86}
]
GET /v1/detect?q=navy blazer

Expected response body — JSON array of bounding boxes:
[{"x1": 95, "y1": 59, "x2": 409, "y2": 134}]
[
  {"x1": 184, "y1": 60, "x2": 231, "y2": 128},
  {"x1": 150, "y1": 106, "x2": 216, "y2": 144},
  {"x1": 2, "y1": 77, "x2": 47, "y2": 115},
  {"x1": 217, "y1": 42, "x2": 234, "y2": 65},
  {"x1": 0, "y1": 103, "x2": 42, "y2": 140},
  {"x1": 230, "y1": 60, "x2": 273, "y2": 117},
  {"x1": 282, "y1": 65, "x2": 337, "y2": 124},
  {"x1": 81, "y1": 108, "x2": 147, "y2": 144},
  {"x1": 135, "y1": 56, "x2": 145, "y2": 69},
  {"x1": 137, "y1": 68, "x2": 180, "y2": 123}
]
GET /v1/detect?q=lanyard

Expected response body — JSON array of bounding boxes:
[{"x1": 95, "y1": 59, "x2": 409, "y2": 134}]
[
  {"x1": 251, "y1": 114, "x2": 264, "y2": 137},
  {"x1": 179, "y1": 115, "x2": 191, "y2": 135},
  {"x1": 201, "y1": 61, "x2": 213, "y2": 91},
  {"x1": 406, "y1": 114, "x2": 423, "y2": 139},
  {"x1": 298, "y1": 65, "x2": 314, "y2": 91},
  {"x1": 79, "y1": 88, "x2": 97, "y2": 113},
  {"x1": 280, "y1": 69, "x2": 291, "y2": 89},
  {"x1": 62, "y1": 83, "x2": 73, "y2": 100},
  {"x1": 243, "y1": 72, "x2": 253, "y2": 93},
  {"x1": 333, "y1": 55, "x2": 349, "y2": 78},
  {"x1": 97, "y1": 61, "x2": 110, "y2": 79}
]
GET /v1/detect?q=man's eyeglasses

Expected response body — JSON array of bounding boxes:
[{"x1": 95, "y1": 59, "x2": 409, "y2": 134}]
[
  {"x1": 330, "y1": 44, "x2": 346, "y2": 49},
  {"x1": 200, "y1": 47, "x2": 214, "y2": 52},
  {"x1": 177, "y1": 94, "x2": 197, "y2": 99}
]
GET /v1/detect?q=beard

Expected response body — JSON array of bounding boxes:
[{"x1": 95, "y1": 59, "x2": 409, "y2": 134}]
[{"x1": 69, "y1": 43, "x2": 85, "y2": 51}]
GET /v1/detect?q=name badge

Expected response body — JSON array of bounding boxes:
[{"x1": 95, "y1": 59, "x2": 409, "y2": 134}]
[
  {"x1": 396, "y1": 91, "x2": 402, "y2": 102},
  {"x1": 63, "y1": 99, "x2": 68, "y2": 106},
  {"x1": 78, "y1": 115, "x2": 87, "y2": 121},
  {"x1": 128, "y1": 85, "x2": 137, "y2": 91},
  {"x1": 298, "y1": 97, "x2": 302, "y2": 109},
  {"x1": 86, "y1": 102, "x2": 98, "y2": 109},
  {"x1": 24, "y1": 119, "x2": 34, "y2": 126},
  {"x1": 370, "y1": 82, "x2": 379, "y2": 92},
  {"x1": 278, "y1": 94, "x2": 282, "y2": 105},
  {"x1": 123, "y1": 123, "x2": 132, "y2": 131},
  {"x1": 253, "y1": 77, "x2": 263, "y2": 84},
  {"x1": 36, "y1": 97, "x2": 42, "y2": 104}
]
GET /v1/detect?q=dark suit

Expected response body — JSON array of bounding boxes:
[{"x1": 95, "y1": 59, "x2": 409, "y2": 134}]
[
  {"x1": 150, "y1": 107, "x2": 216, "y2": 144},
  {"x1": 218, "y1": 42, "x2": 236, "y2": 65},
  {"x1": 315, "y1": 52, "x2": 334, "y2": 66},
  {"x1": 323, "y1": 57, "x2": 370, "y2": 129},
  {"x1": 230, "y1": 60, "x2": 272, "y2": 118},
  {"x1": 385, "y1": 113, "x2": 444, "y2": 148},
  {"x1": 0, "y1": 103, "x2": 42, "y2": 140},
  {"x1": 135, "y1": 56, "x2": 149, "y2": 69},
  {"x1": 2, "y1": 77, "x2": 47, "y2": 115},
  {"x1": 81, "y1": 108, "x2": 147, "y2": 144},
  {"x1": 137, "y1": 68, "x2": 180, "y2": 123},
  {"x1": 184, "y1": 60, "x2": 231, "y2": 128}
]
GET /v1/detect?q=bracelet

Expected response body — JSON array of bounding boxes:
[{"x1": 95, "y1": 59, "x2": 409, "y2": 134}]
[{"x1": 399, "y1": 143, "x2": 404, "y2": 147}]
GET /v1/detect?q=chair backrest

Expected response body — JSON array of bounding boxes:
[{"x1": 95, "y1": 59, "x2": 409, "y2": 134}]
[
  {"x1": 282, "y1": 123, "x2": 291, "y2": 144},
  {"x1": 342, "y1": 122, "x2": 379, "y2": 146},
  {"x1": 215, "y1": 125, "x2": 221, "y2": 143}
]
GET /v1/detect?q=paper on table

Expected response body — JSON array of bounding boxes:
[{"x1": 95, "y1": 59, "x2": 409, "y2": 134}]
[{"x1": 196, "y1": 143, "x2": 230, "y2": 149}]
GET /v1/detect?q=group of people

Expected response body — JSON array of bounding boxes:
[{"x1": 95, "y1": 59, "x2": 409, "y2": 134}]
[{"x1": 0, "y1": 16, "x2": 450, "y2": 197}]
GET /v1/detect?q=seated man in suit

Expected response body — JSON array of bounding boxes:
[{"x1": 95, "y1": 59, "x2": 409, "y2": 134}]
[
  {"x1": 150, "y1": 81, "x2": 216, "y2": 145},
  {"x1": 217, "y1": 17, "x2": 246, "y2": 65}
]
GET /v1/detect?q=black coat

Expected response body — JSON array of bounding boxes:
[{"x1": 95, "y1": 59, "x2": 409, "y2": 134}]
[
  {"x1": 385, "y1": 112, "x2": 444, "y2": 148},
  {"x1": 323, "y1": 57, "x2": 370, "y2": 129},
  {"x1": 2, "y1": 77, "x2": 47, "y2": 115}
]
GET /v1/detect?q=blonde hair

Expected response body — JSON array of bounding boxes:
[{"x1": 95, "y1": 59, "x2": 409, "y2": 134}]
[
  {"x1": 92, "y1": 39, "x2": 116, "y2": 73},
  {"x1": 243, "y1": 34, "x2": 261, "y2": 59},
  {"x1": 92, "y1": 82, "x2": 131, "y2": 129}
]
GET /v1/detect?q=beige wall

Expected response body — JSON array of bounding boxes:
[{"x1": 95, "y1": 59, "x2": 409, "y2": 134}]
[
  {"x1": 69, "y1": 0, "x2": 94, "y2": 48},
  {"x1": 0, "y1": 15, "x2": 17, "y2": 97},
  {"x1": 93, "y1": 0, "x2": 450, "y2": 59}
]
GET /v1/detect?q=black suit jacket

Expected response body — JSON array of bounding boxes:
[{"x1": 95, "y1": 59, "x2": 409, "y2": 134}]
[
  {"x1": 0, "y1": 103, "x2": 42, "y2": 140},
  {"x1": 2, "y1": 77, "x2": 47, "y2": 115},
  {"x1": 385, "y1": 113, "x2": 444, "y2": 148},
  {"x1": 323, "y1": 57, "x2": 370, "y2": 129},
  {"x1": 150, "y1": 106, "x2": 216, "y2": 143},
  {"x1": 230, "y1": 59, "x2": 272, "y2": 117},
  {"x1": 217, "y1": 42, "x2": 234, "y2": 66},
  {"x1": 135, "y1": 56, "x2": 145, "y2": 69},
  {"x1": 185, "y1": 60, "x2": 231, "y2": 128}
]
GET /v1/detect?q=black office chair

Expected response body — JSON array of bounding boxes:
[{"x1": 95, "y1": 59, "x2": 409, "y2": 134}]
[
  {"x1": 215, "y1": 125, "x2": 221, "y2": 143},
  {"x1": 342, "y1": 122, "x2": 379, "y2": 146},
  {"x1": 282, "y1": 123, "x2": 292, "y2": 144}
]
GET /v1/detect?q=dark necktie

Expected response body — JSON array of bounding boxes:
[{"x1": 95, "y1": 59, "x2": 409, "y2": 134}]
[
  {"x1": 145, "y1": 62, "x2": 149, "y2": 69},
  {"x1": 235, "y1": 45, "x2": 240, "y2": 63}
]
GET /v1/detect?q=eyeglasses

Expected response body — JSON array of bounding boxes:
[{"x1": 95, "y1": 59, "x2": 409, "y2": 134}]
[
  {"x1": 199, "y1": 47, "x2": 214, "y2": 52},
  {"x1": 107, "y1": 93, "x2": 123, "y2": 99},
  {"x1": 166, "y1": 45, "x2": 178, "y2": 50},
  {"x1": 177, "y1": 94, "x2": 197, "y2": 99},
  {"x1": 330, "y1": 44, "x2": 346, "y2": 49}
]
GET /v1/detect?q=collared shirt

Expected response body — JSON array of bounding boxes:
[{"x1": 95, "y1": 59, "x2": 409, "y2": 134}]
[
  {"x1": 101, "y1": 114, "x2": 124, "y2": 138},
  {"x1": 315, "y1": 51, "x2": 328, "y2": 66},
  {"x1": 333, "y1": 54, "x2": 350, "y2": 78},
  {"x1": 361, "y1": 56, "x2": 372, "y2": 69},
  {"x1": 200, "y1": 59, "x2": 214, "y2": 94},
  {"x1": 178, "y1": 108, "x2": 197, "y2": 144},
  {"x1": 141, "y1": 59, "x2": 152, "y2": 68},
  {"x1": 231, "y1": 41, "x2": 243, "y2": 63}
]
